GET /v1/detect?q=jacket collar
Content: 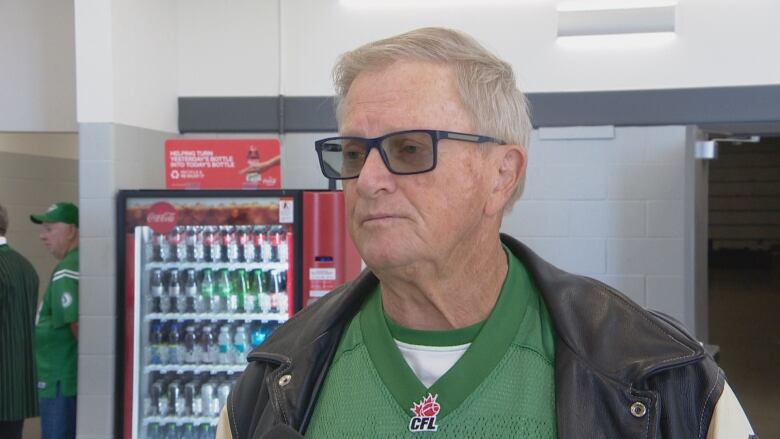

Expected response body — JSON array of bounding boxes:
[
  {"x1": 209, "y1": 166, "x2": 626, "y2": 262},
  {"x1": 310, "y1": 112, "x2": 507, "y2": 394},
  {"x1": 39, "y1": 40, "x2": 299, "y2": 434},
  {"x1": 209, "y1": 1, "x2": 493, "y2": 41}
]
[{"x1": 255, "y1": 234, "x2": 704, "y2": 386}]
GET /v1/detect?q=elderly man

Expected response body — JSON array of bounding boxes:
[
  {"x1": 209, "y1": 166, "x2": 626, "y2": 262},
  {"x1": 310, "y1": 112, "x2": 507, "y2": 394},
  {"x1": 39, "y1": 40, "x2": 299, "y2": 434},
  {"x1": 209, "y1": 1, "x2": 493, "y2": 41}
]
[
  {"x1": 0, "y1": 203, "x2": 39, "y2": 439},
  {"x1": 221, "y1": 28, "x2": 754, "y2": 438},
  {"x1": 31, "y1": 202, "x2": 79, "y2": 439}
]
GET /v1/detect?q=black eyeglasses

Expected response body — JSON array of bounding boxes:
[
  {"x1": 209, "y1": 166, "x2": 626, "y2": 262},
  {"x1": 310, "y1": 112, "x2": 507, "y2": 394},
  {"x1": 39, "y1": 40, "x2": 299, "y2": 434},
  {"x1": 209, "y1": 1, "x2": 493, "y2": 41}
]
[{"x1": 314, "y1": 129, "x2": 506, "y2": 180}]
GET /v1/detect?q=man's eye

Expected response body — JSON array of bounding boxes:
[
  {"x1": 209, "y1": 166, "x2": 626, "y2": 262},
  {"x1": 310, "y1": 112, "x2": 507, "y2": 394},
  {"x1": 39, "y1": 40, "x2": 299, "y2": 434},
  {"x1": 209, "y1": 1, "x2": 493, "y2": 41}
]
[
  {"x1": 401, "y1": 144, "x2": 419, "y2": 154},
  {"x1": 345, "y1": 150, "x2": 363, "y2": 160}
]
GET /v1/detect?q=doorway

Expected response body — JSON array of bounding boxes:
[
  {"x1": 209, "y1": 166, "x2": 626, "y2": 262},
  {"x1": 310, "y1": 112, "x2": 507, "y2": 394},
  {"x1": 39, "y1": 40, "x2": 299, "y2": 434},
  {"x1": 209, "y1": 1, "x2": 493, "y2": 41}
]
[{"x1": 706, "y1": 134, "x2": 780, "y2": 437}]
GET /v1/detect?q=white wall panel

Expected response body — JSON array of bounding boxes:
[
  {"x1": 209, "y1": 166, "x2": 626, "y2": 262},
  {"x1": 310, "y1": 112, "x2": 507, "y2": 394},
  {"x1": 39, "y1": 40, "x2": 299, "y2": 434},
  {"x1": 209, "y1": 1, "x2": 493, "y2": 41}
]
[
  {"x1": 112, "y1": 0, "x2": 178, "y2": 132},
  {"x1": 0, "y1": 0, "x2": 77, "y2": 131},
  {"x1": 75, "y1": 0, "x2": 115, "y2": 125},
  {"x1": 170, "y1": 0, "x2": 780, "y2": 97},
  {"x1": 177, "y1": 0, "x2": 280, "y2": 96}
]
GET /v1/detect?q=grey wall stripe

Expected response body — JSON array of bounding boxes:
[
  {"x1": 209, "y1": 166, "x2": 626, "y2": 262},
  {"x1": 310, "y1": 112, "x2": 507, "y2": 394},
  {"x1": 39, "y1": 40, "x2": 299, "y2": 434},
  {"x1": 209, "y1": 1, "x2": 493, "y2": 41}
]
[
  {"x1": 179, "y1": 85, "x2": 780, "y2": 133},
  {"x1": 529, "y1": 85, "x2": 780, "y2": 127},
  {"x1": 282, "y1": 96, "x2": 338, "y2": 132},
  {"x1": 179, "y1": 97, "x2": 280, "y2": 133}
]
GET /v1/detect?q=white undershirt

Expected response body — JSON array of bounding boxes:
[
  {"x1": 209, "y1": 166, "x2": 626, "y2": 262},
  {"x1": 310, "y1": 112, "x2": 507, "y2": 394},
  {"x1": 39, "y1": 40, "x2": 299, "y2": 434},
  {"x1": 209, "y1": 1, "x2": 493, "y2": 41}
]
[
  {"x1": 394, "y1": 339, "x2": 470, "y2": 388},
  {"x1": 0, "y1": 237, "x2": 7, "y2": 246}
]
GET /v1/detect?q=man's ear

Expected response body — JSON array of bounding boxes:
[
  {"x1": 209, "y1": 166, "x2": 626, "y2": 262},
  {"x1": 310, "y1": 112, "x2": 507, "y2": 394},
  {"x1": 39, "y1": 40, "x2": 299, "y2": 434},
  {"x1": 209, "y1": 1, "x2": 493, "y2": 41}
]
[{"x1": 484, "y1": 145, "x2": 526, "y2": 217}]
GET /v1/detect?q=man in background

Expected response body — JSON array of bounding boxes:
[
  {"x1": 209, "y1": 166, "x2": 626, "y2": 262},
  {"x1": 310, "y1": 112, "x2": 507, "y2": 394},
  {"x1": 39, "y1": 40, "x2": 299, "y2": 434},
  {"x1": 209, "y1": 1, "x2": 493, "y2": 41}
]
[
  {"x1": 31, "y1": 202, "x2": 79, "y2": 439},
  {"x1": 0, "y1": 203, "x2": 39, "y2": 439}
]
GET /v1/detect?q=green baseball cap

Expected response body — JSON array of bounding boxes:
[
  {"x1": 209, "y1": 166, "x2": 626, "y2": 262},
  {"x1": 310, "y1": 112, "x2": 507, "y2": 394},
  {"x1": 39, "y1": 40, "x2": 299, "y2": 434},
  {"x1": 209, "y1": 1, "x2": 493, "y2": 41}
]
[{"x1": 30, "y1": 202, "x2": 79, "y2": 227}]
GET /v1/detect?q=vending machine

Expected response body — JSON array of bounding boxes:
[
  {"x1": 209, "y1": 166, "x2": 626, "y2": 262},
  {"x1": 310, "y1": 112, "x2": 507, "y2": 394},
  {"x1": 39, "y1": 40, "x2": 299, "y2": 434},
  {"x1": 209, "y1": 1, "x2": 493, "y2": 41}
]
[{"x1": 115, "y1": 190, "x2": 361, "y2": 439}]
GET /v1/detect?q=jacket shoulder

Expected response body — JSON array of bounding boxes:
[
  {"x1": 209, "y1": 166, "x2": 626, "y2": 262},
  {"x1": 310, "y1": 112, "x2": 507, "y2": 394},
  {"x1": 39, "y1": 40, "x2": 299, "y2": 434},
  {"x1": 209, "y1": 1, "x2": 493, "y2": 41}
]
[{"x1": 228, "y1": 270, "x2": 378, "y2": 438}]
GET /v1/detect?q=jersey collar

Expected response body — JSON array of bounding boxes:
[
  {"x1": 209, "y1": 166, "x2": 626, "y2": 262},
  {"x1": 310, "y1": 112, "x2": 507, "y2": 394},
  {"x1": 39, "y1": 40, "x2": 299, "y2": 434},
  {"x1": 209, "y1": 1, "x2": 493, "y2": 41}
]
[{"x1": 360, "y1": 246, "x2": 533, "y2": 419}]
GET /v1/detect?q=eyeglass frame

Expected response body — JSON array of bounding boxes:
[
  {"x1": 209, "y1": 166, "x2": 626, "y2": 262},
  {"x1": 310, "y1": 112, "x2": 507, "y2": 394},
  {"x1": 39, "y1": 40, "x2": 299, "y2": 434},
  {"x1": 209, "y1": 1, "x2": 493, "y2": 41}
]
[{"x1": 314, "y1": 129, "x2": 507, "y2": 180}]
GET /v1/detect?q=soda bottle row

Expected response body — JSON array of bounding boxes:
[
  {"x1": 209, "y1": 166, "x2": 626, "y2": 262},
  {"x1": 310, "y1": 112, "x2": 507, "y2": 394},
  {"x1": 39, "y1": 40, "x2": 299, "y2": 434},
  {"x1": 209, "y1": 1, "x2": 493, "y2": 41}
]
[
  {"x1": 146, "y1": 422, "x2": 215, "y2": 439},
  {"x1": 147, "y1": 267, "x2": 288, "y2": 314},
  {"x1": 148, "y1": 321, "x2": 277, "y2": 366},
  {"x1": 147, "y1": 225, "x2": 289, "y2": 263},
  {"x1": 145, "y1": 373, "x2": 237, "y2": 419}
]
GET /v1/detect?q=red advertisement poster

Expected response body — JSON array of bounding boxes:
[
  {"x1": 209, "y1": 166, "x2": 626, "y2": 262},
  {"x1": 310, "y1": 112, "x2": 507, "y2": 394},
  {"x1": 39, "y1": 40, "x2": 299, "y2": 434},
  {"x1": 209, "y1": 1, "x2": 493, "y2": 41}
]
[{"x1": 165, "y1": 139, "x2": 281, "y2": 189}]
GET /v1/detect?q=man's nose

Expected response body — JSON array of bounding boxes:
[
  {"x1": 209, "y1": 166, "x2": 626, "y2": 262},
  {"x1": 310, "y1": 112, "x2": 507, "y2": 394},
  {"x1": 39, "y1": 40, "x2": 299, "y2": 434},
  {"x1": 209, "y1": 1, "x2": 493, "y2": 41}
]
[{"x1": 355, "y1": 149, "x2": 395, "y2": 196}]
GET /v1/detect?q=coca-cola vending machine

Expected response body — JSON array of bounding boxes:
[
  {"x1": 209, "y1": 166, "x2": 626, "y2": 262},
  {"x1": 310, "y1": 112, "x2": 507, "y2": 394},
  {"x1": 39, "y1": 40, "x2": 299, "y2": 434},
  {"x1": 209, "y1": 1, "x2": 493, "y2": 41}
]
[{"x1": 115, "y1": 190, "x2": 360, "y2": 439}]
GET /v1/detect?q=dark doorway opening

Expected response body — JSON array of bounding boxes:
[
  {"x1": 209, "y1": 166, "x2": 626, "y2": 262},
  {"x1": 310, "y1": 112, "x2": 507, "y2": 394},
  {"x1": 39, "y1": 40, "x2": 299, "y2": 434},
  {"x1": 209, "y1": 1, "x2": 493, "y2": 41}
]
[{"x1": 707, "y1": 135, "x2": 780, "y2": 437}]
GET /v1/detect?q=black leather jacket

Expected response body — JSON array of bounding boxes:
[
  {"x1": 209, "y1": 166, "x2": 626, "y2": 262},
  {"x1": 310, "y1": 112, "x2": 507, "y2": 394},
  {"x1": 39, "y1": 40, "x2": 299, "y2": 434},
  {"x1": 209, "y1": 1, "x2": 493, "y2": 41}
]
[{"x1": 228, "y1": 235, "x2": 724, "y2": 439}]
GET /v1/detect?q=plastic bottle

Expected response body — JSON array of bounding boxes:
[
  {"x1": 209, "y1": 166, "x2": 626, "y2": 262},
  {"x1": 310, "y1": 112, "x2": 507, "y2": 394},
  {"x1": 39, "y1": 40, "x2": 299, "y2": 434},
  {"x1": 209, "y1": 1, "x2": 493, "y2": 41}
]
[
  {"x1": 148, "y1": 269, "x2": 164, "y2": 313},
  {"x1": 175, "y1": 226, "x2": 188, "y2": 263},
  {"x1": 200, "y1": 268, "x2": 214, "y2": 313},
  {"x1": 258, "y1": 271, "x2": 272, "y2": 313},
  {"x1": 162, "y1": 423, "x2": 177, "y2": 439},
  {"x1": 168, "y1": 269, "x2": 183, "y2": 313},
  {"x1": 278, "y1": 229, "x2": 289, "y2": 263},
  {"x1": 276, "y1": 269, "x2": 289, "y2": 314},
  {"x1": 217, "y1": 378, "x2": 232, "y2": 411},
  {"x1": 167, "y1": 322, "x2": 182, "y2": 365},
  {"x1": 169, "y1": 380, "x2": 185, "y2": 417},
  {"x1": 160, "y1": 272, "x2": 173, "y2": 313},
  {"x1": 250, "y1": 323, "x2": 270, "y2": 349},
  {"x1": 217, "y1": 325, "x2": 232, "y2": 365},
  {"x1": 200, "y1": 325, "x2": 217, "y2": 364},
  {"x1": 150, "y1": 232, "x2": 165, "y2": 262},
  {"x1": 243, "y1": 226, "x2": 257, "y2": 262},
  {"x1": 215, "y1": 268, "x2": 232, "y2": 314},
  {"x1": 269, "y1": 226, "x2": 286, "y2": 262},
  {"x1": 183, "y1": 325, "x2": 199, "y2": 364},
  {"x1": 269, "y1": 269, "x2": 283, "y2": 313},
  {"x1": 182, "y1": 423, "x2": 196, "y2": 439},
  {"x1": 148, "y1": 322, "x2": 165, "y2": 365},
  {"x1": 149, "y1": 379, "x2": 164, "y2": 416},
  {"x1": 230, "y1": 269, "x2": 248, "y2": 313},
  {"x1": 197, "y1": 424, "x2": 211, "y2": 439},
  {"x1": 233, "y1": 326, "x2": 249, "y2": 364},
  {"x1": 147, "y1": 422, "x2": 161, "y2": 439},
  {"x1": 246, "y1": 269, "x2": 264, "y2": 314},
  {"x1": 184, "y1": 380, "x2": 198, "y2": 416},
  {"x1": 236, "y1": 226, "x2": 248, "y2": 262},
  {"x1": 186, "y1": 226, "x2": 201, "y2": 262},
  {"x1": 226, "y1": 226, "x2": 239, "y2": 263},
  {"x1": 200, "y1": 380, "x2": 216, "y2": 417},
  {"x1": 258, "y1": 226, "x2": 272, "y2": 263},
  {"x1": 168, "y1": 228, "x2": 183, "y2": 263},
  {"x1": 202, "y1": 227, "x2": 217, "y2": 263},
  {"x1": 184, "y1": 268, "x2": 198, "y2": 313}
]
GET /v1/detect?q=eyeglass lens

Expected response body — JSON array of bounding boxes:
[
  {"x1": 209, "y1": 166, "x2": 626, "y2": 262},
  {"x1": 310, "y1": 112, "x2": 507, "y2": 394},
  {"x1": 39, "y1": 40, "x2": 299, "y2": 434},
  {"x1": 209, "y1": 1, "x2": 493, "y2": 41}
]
[{"x1": 319, "y1": 131, "x2": 435, "y2": 178}]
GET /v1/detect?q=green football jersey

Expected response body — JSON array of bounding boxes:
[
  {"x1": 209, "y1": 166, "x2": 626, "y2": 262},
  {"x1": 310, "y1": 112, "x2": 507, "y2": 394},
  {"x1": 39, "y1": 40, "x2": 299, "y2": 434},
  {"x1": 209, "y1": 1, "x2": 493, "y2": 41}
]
[
  {"x1": 35, "y1": 248, "x2": 79, "y2": 398},
  {"x1": 306, "y1": 249, "x2": 557, "y2": 438}
]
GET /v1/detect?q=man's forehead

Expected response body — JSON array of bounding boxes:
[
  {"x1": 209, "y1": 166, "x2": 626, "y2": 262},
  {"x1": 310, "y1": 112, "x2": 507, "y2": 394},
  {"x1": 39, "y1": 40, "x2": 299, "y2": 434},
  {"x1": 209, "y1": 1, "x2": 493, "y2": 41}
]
[{"x1": 340, "y1": 60, "x2": 467, "y2": 136}]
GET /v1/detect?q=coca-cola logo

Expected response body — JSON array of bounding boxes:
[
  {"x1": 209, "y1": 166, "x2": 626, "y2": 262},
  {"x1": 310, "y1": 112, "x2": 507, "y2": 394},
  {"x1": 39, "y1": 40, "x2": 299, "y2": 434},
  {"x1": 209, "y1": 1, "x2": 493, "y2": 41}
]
[{"x1": 146, "y1": 202, "x2": 177, "y2": 234}]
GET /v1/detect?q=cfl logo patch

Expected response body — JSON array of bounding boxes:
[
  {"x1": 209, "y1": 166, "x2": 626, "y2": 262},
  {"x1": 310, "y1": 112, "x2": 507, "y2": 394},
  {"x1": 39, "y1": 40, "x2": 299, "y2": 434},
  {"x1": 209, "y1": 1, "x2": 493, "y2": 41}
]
[{"x1": 409, "y1": 394, "x2": 440, "y2": 433}]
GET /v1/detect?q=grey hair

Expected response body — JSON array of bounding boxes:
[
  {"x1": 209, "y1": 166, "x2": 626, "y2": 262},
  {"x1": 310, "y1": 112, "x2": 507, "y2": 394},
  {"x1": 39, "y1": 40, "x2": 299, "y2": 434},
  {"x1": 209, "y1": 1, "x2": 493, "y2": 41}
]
[
  {"x1": 0, "y1": 203, "x2": 8, "y2": 236},
  {"x1": 333, "y1": 27, "x2": 532, "y2": 205}
]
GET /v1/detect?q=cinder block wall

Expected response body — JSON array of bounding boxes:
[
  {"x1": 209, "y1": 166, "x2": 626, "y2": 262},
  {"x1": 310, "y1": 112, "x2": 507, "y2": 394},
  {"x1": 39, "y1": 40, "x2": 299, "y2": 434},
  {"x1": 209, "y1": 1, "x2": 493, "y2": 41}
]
[
  {"x1": 503, "y1": 126, "x2": 689, "y2": 326},
  {"x1": 77, "y1": 123, "x2": 168, "y2": 439}
]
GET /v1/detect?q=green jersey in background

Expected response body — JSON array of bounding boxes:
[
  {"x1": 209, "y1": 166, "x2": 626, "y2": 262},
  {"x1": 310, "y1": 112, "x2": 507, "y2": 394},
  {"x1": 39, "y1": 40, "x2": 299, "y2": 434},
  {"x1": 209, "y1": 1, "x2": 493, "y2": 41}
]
[{"x1": 35, "y1": 248, "x2": 79, "y2": 399}]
